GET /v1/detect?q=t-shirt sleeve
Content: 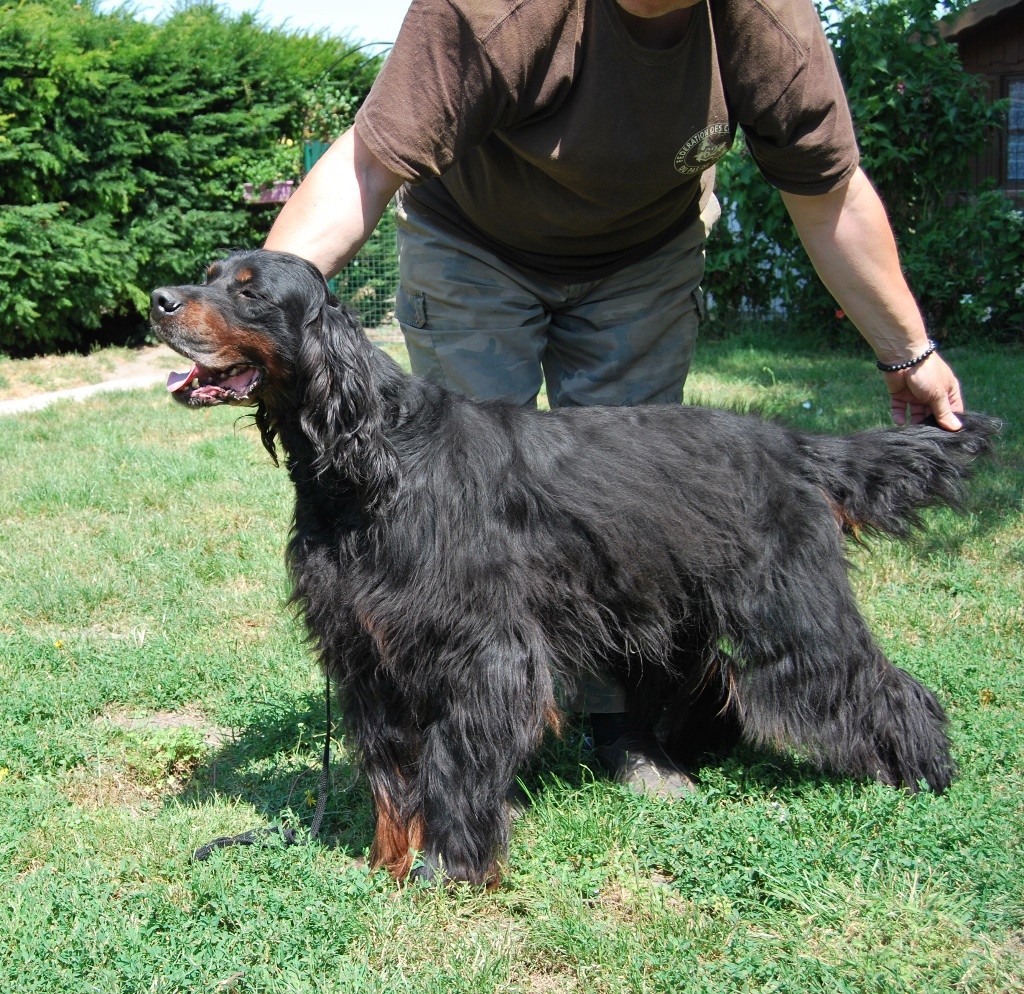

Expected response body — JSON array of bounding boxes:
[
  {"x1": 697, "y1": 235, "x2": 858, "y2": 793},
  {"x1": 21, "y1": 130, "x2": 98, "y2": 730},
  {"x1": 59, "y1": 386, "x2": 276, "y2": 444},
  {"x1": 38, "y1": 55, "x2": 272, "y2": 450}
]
[
  {"x1": 355, "y1": 0, "x2": 510, "y2": 183},
  {"x1": 713, "y1": 0, "x2": 859, "y2": 195}
]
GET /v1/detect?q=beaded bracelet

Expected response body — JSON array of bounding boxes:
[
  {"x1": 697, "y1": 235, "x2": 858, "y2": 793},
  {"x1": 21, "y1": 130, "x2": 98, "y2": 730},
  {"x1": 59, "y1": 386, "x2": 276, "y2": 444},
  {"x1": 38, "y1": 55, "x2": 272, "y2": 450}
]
[{"x1": 876, "y1": 340, "x2": 938, "y2": 373}]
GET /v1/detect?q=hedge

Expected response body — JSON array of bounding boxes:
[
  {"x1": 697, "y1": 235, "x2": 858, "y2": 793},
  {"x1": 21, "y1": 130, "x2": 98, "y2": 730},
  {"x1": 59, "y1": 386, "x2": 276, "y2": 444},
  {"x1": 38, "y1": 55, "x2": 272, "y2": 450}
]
[{"x1": 0, "y1": 0, "x2": 380, "y2": 354}]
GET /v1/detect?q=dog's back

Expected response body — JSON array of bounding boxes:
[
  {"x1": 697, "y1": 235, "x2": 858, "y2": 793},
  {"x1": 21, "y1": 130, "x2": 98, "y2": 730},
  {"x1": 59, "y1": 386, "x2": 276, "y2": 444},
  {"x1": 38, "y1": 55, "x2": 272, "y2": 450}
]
[{"x1": 410, "y1": 395, "x2": 999, "y2": 553}]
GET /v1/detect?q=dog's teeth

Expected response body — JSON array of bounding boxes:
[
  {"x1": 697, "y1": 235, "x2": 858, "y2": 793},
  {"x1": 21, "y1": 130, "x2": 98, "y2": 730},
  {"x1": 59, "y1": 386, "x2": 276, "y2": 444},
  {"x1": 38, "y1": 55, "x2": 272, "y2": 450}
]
[{"x1": 191, "y1": 378, "x2": 200, "y2": 388}]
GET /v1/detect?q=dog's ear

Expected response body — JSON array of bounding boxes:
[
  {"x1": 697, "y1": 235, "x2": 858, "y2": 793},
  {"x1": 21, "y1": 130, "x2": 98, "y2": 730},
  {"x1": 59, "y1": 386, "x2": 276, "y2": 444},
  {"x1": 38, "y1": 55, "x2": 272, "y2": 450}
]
[{"x1": 295, "y1": 298, "x2": 399, "y2": 508}]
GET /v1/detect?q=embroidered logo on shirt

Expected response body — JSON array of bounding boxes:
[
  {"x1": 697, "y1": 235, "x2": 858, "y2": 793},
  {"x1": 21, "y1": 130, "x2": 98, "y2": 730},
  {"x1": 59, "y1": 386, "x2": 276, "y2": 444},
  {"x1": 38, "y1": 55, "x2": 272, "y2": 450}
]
[{"x1": 674, "y1": 124, "x2": 733, "y2": 175}]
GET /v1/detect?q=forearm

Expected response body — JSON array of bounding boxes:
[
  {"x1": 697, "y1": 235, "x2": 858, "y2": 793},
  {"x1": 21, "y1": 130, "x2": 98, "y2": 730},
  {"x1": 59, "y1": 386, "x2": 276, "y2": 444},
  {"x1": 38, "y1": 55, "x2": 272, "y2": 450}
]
[
  {"x1": 780, "y1": 167, "x2": 929, "y2": 364},
  {"x1": 265, "y1": 126, "x2": 404, "y2": 278},
  {"x1": 781, "y1": 167, "x2": 963, "y2": 429}
]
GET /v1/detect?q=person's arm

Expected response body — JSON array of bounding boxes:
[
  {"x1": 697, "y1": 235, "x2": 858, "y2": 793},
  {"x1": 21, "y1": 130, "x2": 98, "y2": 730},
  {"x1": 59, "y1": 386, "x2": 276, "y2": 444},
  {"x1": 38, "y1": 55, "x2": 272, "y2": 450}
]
[
  {"x1": 781, "y1": 166, "x2": 963, "y2": 430},
  {"x1": 264, "y1": 125, "x2": 405, "y2": 278}
]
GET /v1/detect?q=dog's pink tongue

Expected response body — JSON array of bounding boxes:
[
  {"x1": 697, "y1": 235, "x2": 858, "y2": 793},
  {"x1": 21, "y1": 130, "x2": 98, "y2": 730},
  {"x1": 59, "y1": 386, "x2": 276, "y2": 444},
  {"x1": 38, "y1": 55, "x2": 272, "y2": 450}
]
[{"x1": 167, "y1": 365, "x2": 200, "y2": 393}]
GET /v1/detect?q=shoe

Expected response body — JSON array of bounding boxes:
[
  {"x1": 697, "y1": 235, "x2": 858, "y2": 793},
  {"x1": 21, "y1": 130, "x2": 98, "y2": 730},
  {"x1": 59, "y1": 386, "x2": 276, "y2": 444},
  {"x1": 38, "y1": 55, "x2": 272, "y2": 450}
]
[
  {"x1": 505, "y1": 780, "x2": 530, "y2": 821},
  {"x1": 596, "y1": 733, "x2": 697, "y2": 798}
]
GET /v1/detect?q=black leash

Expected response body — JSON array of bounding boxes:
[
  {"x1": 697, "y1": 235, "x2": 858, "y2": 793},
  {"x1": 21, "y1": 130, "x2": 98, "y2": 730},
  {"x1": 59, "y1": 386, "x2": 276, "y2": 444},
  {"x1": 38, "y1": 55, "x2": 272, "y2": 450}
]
[{"x1": 192, "y1": 675, "x2": 333, "y2": 862}]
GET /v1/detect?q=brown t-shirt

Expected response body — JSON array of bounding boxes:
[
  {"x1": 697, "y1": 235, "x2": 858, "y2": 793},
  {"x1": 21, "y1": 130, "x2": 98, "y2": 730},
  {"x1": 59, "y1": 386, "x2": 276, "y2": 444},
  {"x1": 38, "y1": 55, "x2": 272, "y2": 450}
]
[{"x1": 356, "y1": 0, "x2": 858, "y2": 280}]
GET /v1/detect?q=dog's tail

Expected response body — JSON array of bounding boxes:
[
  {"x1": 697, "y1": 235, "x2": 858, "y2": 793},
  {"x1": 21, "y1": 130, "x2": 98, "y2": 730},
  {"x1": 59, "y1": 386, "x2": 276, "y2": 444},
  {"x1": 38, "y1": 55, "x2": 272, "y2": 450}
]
[{"x1": 800, "y1": 412, "x2": 1000, "y2": 537}]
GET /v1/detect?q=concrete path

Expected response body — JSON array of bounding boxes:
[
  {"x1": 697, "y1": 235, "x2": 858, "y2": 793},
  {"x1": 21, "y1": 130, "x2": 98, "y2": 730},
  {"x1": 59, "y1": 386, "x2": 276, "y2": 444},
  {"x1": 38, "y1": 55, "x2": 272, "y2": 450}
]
[
  {"x1": 0, "y1": 374, "x2": 168, "y2": 416},
  {"x1": 0, "y1": 328, "x2": 404, "y2": 417}
]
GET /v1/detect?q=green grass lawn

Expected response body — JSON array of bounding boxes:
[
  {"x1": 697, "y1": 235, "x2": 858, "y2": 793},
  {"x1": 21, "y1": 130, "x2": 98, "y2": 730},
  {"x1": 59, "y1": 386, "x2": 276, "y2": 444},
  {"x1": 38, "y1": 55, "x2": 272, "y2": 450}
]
[{"x1": 1, "y1": 328, "x2": 1022, "y2": 993}]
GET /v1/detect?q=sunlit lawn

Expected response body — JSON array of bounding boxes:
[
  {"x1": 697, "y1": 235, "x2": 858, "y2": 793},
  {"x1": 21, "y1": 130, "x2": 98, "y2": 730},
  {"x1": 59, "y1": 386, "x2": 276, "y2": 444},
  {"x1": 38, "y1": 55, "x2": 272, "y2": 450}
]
[{"x1": 1, "y1": 327, "x2": 1021, "y2": 993}]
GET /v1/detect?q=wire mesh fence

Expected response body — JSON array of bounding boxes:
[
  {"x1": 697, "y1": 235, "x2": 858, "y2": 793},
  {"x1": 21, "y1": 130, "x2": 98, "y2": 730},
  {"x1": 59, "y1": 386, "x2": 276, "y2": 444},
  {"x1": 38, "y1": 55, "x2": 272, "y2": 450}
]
[
  {"x1": 329, "y1": 205, "x2": 399, "y2": 329},
  {"x1": 303, "y1": 141, "x2": 400, "y2": 329}
]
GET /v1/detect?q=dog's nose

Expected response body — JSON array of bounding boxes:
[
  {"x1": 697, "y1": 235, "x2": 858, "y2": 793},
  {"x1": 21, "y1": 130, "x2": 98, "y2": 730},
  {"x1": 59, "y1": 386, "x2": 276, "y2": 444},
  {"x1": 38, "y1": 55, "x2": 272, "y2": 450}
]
[{"x1": 150, "y1": 288, "x2": 183, "y2": 317}]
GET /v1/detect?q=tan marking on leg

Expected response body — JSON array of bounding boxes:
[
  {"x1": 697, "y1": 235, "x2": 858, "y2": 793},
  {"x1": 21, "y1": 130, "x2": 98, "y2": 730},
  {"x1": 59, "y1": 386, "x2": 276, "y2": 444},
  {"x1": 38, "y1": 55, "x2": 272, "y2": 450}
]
[
  {"x1": 544, "y1": 703, "x2": 563, "y2": 738},
  {"x1": 369, "y1": 791, "x2": 425, "y2": 881}
]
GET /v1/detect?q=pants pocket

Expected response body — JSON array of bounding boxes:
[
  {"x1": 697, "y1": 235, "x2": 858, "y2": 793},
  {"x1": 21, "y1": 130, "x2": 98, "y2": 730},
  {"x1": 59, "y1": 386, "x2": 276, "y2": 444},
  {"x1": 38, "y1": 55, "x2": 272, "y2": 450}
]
[
  {"x1": 395, "y1": 284, "x2": 427, "y2": 329},
  {"x1": 692, "y1": 285, "x2": 707, "y2": 323}
]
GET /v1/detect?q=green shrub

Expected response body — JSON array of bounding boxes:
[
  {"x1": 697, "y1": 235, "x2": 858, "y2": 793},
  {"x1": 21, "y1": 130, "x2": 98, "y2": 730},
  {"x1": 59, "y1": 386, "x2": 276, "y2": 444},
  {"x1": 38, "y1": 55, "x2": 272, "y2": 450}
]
[
  {"x1": 902, "y1": 191, "x2": 1024, "y2": 338},
  {"x1": 705, "y1": 0, "x2": 1023, "y2": 343},
  {"x1": 0, "y1": 204, "x2": 140, "y2": 351},
  {"x1": 0, "y1": 0, "x2": 381, "y2": 355},
  {"x1": 705, "y1": 144, "x2": 819, "y2": 329}
]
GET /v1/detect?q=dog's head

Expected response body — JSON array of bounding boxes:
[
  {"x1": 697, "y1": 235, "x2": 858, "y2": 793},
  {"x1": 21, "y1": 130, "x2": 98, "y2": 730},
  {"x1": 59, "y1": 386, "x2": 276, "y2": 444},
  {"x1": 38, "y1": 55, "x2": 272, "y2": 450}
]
[
  {"x1": 150, "y1": 249, "x2": 328, "y2": 411},
  {"x1": 151, "y1": 249, "x2": 399, "y2": 506}
]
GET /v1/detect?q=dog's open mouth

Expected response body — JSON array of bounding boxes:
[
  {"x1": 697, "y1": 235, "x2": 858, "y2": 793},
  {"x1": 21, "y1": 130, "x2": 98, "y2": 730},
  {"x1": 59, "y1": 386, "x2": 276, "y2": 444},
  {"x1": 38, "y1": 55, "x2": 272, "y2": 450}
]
[{"x1": 166, "y1": 362, "x2": 260, "y2": 405}]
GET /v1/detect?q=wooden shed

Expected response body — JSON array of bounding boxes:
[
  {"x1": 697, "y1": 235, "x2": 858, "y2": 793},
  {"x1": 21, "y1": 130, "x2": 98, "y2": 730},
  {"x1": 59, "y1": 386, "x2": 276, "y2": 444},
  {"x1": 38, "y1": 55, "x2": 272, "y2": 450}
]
[{"x1": 941, "y1": 0, "x2": 1024, "y2": 198}]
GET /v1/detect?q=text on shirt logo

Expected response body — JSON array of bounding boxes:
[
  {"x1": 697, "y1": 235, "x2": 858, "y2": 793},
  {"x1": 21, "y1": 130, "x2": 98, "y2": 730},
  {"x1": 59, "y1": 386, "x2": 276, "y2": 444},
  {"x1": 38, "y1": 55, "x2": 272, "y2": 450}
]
[{"x1": 673, "y1": 124, "x2": 733, "y2": 175}]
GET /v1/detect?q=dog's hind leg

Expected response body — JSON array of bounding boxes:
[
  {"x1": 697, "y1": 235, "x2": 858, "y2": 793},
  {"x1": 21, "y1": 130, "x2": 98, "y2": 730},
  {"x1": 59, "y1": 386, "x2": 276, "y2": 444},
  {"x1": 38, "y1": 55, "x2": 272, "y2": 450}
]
[
  {"x1": 729, "y1": 589, "x2": 955, "y2": 792},
  {"x1": 735, "y1": 634, "x2": 955, "y2": 792},
  {"x1": 626, "y1": 637, "x2": 743, "y2": 767},
  {"x1": 714, "y1": 502, "x2": 955, "y2": 792}
]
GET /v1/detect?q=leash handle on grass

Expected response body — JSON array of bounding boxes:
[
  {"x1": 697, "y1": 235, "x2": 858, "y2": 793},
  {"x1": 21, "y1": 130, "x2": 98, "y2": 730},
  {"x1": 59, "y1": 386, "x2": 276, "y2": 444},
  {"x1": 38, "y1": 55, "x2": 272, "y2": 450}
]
[
  {"x1": 192, "y1": 825, "x2": 298, "y2": 862},
  {"x1": 192, "y1": 676, "x2": 333, "y2": 863}
]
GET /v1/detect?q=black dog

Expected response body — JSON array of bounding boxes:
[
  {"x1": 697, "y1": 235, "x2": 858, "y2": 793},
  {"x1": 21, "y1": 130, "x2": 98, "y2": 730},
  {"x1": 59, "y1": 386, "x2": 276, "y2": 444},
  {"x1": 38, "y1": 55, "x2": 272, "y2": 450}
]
[{"x1": 151, "y1": 249, "x2": 997, "y2": 887}]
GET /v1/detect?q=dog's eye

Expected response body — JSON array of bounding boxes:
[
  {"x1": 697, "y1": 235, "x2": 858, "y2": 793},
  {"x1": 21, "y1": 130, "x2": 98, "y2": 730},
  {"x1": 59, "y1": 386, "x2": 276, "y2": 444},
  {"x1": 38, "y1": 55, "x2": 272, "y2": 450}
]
[{"x1": 238, "y1": 287, "x2": 265, "y2": 301}]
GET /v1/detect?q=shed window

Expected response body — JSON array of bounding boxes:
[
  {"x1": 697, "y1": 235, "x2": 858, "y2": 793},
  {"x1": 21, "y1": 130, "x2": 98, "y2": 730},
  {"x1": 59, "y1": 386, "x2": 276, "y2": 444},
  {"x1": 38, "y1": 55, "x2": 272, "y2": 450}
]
[{"x1": 1009, "y1": 77, "x2": 1024, "y2": 183}]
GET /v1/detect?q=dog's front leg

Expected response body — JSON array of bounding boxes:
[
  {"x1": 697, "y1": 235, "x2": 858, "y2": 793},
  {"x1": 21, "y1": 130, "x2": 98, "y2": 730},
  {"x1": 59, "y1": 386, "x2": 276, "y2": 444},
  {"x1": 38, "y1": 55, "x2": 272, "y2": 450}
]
[
  {"x1": 339, "y1": 665, "x2": 428, "y2": 881},
  {"x1": 368, "y1": 778, "x2": 425, "y2": 880},
  {"x1": 408, "y1": 634, "x2": 557, "y2": 887},
  {"x1": 353, "y1": 694, "x2": 509, "y2": 886},
  {"x1": 408, "y1": 729, "x2": 515, "y2": 888}
]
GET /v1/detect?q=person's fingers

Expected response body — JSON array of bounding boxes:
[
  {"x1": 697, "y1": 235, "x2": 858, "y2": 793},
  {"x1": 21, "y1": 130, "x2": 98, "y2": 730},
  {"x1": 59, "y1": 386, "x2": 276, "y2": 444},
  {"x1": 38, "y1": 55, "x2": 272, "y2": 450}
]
[
  {"x1": 929, "y1": 395, "x2": 963, "y2": 431},
  {"x1": 947, "y1": 377, "x2": 965, "y2": 415},
  {"x1": 885, "y1": 357, "x2": 964, "y2": 431}
]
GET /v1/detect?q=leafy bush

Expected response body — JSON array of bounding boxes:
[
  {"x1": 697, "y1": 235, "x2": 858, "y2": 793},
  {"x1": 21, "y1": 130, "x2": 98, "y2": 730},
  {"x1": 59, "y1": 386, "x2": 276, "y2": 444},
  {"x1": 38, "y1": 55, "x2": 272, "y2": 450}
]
[
  {"x1": 705, "y1": 0, "x2": 1023, "y2": 342},
  {"x1": 0, "y1": 0, "x2": 382, "y2": 355},
  {"x1": 302, "y1": 50, "x2": 384, "y2": 142},
  {"x1": 902, "y1": 191, "x2": 1024, "y2": 337},
  {"x1": 236, "y1": 138, "x2": 305, "y2": 195},
  {"x1": 0, "y1": 204, "x2": 140, "y2": 351},
  {"x1": 704, "y1": 145, "x2": 816, "y2": 327}
]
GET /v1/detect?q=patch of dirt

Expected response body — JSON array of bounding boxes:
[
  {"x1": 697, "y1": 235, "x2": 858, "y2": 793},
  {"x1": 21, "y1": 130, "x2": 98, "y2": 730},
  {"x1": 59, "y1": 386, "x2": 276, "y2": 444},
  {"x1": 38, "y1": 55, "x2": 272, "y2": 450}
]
[
  {"x1": 515, "y1": 971, "x2": 581, "y2": 994},
  {"x1": 0, "y1": 344, "x2": 181, "y2": 403},
  {"x1": 65, "y1": 705, "x2": 233, "y2": 814},
  {"x1": 102, "y1": 703, "x2": 230, "y2": 750},
  {"x1": 63, "y1": 765, "x2": 165, "y2": 814},
  {"x1": 106, "y1": 345, "x2": 184, "y2": 383}
]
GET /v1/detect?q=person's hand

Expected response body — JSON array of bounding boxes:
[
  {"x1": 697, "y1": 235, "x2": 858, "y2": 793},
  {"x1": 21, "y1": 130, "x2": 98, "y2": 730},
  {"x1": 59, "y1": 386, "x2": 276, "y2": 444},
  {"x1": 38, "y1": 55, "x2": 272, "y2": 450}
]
[{"x1": 883, "y1": 353, "x2": 964, "y2": 430}]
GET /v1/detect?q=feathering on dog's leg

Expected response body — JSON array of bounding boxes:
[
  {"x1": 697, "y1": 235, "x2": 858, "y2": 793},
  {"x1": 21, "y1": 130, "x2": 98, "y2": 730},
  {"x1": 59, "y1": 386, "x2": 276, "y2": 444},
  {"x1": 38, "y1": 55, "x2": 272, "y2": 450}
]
[
  {"x1": 407, "y1": 636, "x2": 557, "y2": 887},
  {"x1": 733, "y1": 619, "x2": 954, "y2": 792}
]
